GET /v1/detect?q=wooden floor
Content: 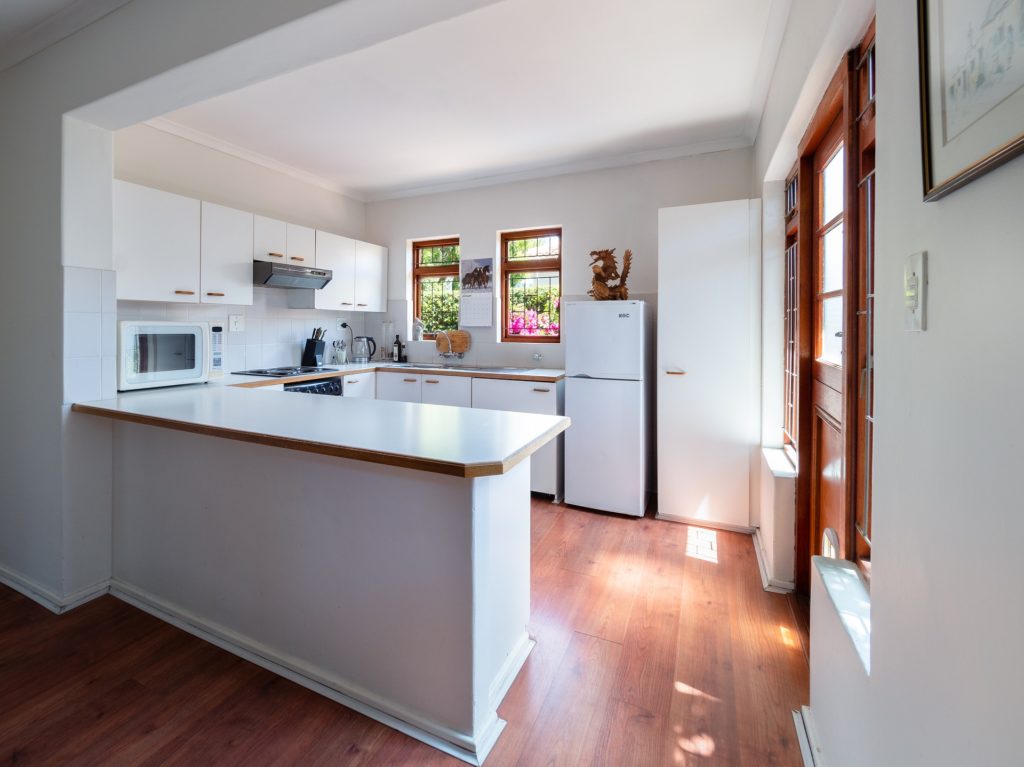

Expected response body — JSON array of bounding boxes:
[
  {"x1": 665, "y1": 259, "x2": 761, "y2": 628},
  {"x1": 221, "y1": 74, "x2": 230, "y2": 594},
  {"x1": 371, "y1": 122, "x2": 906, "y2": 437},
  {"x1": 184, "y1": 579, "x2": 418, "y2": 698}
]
[{"x1": 0, "y1": 500, "x2": 808, "y2": 766}]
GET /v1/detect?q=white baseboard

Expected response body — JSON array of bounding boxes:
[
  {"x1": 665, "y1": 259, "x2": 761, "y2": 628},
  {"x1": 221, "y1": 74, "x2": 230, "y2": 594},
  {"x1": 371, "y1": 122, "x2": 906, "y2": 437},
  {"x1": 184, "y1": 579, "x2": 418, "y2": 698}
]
[
  {"x1": 752, "y1": 529, "x2": 795, "y2": 593},
  {"x1": 793, "y1": 705, "x2": 826, "y2": 767},
  {"x1": 0, "y1": 564, "x2": 109, "y2": 614},
  {"x1": 489, "y1": 632, "x2": 534, "y2": 708},
  {"x1": 109, "y1": 581, "x2": 496, "y2": 766},
  {"x1": 654, "y1": 512, "x2": 755, "y2": 535}
]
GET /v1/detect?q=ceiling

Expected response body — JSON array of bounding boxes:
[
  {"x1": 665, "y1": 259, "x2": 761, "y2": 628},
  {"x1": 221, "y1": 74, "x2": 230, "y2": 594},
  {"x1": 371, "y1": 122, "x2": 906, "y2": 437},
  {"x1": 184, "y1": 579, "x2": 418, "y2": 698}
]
[
  {"x1": 152, "y1": 0, "x2": 790, "y2": 201},
  {"x1": 0, "y1": 0, "x2": 132, "y2": 71}
]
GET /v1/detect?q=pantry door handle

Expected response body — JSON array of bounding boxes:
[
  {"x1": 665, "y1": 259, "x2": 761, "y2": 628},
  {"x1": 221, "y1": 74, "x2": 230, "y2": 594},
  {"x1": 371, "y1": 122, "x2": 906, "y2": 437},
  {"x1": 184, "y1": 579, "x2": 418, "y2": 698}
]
[
  {"x1": 665, "y1": 370, "x2": 687, "y2": 376},
  {"x1": 174, "y1": 290, "x2": 195, "y2": 295},
  {"x1": 267, "y1": 252, "x2": 284, "y2": 258},
  {"x1": 206, "y1": 292, "x2": 225, "y2": 297}
]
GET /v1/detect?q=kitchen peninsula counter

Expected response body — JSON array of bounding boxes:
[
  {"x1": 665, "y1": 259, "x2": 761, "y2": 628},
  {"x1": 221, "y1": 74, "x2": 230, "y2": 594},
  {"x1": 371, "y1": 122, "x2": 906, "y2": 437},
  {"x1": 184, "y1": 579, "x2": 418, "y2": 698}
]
[{"x1": 72, "y1": 387, "x2": 567, "y2": 765}]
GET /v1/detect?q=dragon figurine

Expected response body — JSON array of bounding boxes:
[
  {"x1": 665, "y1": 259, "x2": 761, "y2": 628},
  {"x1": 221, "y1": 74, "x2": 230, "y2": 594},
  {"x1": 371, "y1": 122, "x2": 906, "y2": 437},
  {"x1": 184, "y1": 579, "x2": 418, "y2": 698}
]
[{"x1": 587, "y1": 248, "x2": 632, "y2": 300}]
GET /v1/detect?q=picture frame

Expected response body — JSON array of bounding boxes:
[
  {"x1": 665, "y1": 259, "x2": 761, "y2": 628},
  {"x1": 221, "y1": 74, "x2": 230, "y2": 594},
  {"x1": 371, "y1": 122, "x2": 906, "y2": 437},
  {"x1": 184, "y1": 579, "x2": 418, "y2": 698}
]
[{"x1": 918, "y1": 0, "x2": 1024, "y2": 201}]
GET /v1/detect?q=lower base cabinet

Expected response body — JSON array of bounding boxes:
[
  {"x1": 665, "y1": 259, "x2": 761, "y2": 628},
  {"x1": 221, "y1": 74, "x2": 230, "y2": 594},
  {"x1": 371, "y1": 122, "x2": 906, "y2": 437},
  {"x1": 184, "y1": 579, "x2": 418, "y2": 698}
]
[
  {"x1": 471, "y1": 378, "x2": 564, "y2": 499},
  {"x1": 342, "y1": 372, "x2": 375, "y2": 398},
  {"x1": 376, "y1": 373, "x2": 421, "y2": 402},
  {"x1": 421, "y1": 375, "x2": 472, "y2": 407}
]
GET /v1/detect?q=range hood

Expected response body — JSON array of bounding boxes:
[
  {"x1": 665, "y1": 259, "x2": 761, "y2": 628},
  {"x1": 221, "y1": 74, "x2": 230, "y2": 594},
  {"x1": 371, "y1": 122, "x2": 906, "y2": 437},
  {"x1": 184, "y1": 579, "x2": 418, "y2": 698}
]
[{"x1": 253, "y1": 261, "x2": 332, "y2": 289}]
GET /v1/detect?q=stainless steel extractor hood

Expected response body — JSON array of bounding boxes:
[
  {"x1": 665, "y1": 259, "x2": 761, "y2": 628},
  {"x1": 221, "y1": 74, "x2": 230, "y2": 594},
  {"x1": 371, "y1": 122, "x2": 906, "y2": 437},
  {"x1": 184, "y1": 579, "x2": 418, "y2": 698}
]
[{"x1": 253, "y1": 261, "x2": 332, "y2": 289}]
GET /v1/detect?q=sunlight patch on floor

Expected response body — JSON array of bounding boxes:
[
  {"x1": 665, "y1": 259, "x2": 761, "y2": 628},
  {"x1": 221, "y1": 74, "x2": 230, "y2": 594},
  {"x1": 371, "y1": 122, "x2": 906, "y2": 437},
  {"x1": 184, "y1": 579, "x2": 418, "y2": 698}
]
[
  {"x1": 685, "y1": 526, "x2": 718, "y2": 563},
  {"x1": 673, "y1": 680, "x2": 721, "y2": 702},
  {"x1": 674, "y1": 732, "x2": 716, "y2": 762}
]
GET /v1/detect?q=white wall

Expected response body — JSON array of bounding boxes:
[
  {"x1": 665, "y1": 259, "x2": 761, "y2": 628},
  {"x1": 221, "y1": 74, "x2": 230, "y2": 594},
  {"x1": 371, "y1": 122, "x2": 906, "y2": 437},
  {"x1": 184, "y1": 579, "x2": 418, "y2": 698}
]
[
  {"x1": 115, "y1": 123, "x2": 367, "y2": 241},
  {"x1": 365, "y1": 149, "x2": 754, "y2": 368}
]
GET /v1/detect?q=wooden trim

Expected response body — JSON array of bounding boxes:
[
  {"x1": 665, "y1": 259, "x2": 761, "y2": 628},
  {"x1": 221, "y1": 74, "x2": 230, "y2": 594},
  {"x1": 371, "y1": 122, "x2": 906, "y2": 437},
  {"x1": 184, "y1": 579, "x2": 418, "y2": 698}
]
[
  {"x1": 412, "y1": 237, "x2": 460, "y2": 339},
  {"x1": 500, "y1": 227, "x2": 562, "y2": 344},
  {"x1": 71, "y1": 402, "x2": 569, "y2": 479}
]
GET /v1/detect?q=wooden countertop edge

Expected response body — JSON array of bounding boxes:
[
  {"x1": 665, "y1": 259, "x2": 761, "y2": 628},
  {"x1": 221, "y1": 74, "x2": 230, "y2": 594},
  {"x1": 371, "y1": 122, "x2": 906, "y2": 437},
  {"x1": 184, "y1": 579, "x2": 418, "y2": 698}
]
[
  {"x1": 375, "y1": 368, "x2": 565, "y2": 383},
  {"x1": 71, "y1": 403, "x2": 568, "y2": 479}
]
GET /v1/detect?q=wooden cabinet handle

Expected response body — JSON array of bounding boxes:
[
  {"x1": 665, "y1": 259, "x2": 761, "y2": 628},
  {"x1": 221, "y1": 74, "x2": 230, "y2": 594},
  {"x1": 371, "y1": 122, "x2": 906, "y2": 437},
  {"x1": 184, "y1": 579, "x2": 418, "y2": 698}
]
[
  {"x1": 357, "y1": 303, "x2": 368, "y2": 307},
  {"x1": 174, "y1": 290, "x2": 195, "y2": 295},
  {"x1": 533, "y1": 387, "x2": 551, "y2": 393},
  {"x1": 424, "y1": 379, "x2": 439, "y2": 384},
  {"x1": 341, "y1": 302, "x2": 353, "y2": 306},
  {"x1": 403, "y1": 378, "x2": 417, "y2": 383},
  {"x1": 290, "y1": 256, "x2": 305, "y2": 262},
  {"x1": 267, "y1": 252, "x2": 284, "y2": 258},
  {"x1": 346, "y1": 379, "x2": 359, "y2": 384},
  {"x1": 665, "y1": 370, "x2": 687, "y2": 376},
  {"x1": 206, "y1": 292, "x2": 225, "y2": 297}
]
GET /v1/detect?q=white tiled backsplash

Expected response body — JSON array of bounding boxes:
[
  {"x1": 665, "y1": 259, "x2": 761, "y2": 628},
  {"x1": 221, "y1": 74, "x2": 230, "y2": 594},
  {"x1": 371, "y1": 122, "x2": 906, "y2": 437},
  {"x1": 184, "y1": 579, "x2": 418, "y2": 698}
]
[
  {"x1": 117, "y1": 287, "x2": 368, "y2": 372},
  {"x1": 64, "y1": 266, "x2": 117, "y2": 403}
]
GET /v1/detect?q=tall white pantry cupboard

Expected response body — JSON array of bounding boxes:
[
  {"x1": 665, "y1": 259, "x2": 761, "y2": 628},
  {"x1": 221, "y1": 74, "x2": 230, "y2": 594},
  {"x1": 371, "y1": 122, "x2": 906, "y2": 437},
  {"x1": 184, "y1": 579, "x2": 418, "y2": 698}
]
[{"x1": 657, "y1": 199, "x2": 761, "y2": 531}]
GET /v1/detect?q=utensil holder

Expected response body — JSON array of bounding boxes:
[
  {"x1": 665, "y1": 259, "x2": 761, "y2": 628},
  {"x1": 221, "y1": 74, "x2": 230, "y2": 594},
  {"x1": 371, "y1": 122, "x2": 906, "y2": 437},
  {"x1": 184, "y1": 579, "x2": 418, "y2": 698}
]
[{"x1": 301, "y1": 339, "x2": 326, "y2": 367}]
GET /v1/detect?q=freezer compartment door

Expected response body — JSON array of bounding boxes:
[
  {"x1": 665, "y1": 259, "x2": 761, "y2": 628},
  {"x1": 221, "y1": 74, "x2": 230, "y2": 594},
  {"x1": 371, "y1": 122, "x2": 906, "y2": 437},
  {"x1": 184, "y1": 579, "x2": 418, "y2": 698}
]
[
  {"x1": 563, "y1": 300, "x2": 645, "y2": 381},
  {"x1": 564, "y1": 377, "x2": 646, "y2": 516}
]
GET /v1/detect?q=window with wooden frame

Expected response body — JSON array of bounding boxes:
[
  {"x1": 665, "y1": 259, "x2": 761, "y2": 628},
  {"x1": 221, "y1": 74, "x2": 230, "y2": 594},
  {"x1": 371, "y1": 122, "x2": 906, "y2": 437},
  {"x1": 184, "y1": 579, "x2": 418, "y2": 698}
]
[
  {"x1": 412, "y1": 238, "x2": 460, "y2": 339},
  {"x1": 501, "y1": 228, "x2": 561, "y2": 342},
  {"x1": 783, "y1": 170, "x2": 799, "y2": 460}
]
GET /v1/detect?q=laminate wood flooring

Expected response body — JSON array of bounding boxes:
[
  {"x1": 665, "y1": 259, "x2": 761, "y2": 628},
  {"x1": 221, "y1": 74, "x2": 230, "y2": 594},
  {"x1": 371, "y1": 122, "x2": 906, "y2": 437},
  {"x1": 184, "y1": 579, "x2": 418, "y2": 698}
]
[{"x1": 0, "y1": 499, "x2": 808, "y2": 766}]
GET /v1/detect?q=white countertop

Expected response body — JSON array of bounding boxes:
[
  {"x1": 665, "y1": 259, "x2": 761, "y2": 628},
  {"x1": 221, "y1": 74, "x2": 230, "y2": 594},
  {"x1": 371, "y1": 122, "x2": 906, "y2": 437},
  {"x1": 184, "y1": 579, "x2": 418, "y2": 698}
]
[{"x1": 72, "y1": 385, "x2": 570, "y2": 478}]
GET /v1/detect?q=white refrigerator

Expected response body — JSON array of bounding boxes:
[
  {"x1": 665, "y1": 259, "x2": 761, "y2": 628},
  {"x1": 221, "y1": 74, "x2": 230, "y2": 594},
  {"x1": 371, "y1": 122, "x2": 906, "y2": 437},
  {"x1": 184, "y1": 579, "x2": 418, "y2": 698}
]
[{"x1": 563, "y1": 300, "x2": 647, "y2": 516}]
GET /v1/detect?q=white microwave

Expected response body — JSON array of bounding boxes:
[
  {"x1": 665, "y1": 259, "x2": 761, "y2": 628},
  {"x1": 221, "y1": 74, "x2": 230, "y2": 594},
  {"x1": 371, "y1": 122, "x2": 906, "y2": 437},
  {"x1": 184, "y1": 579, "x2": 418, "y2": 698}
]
[{"x1": 118, "y1": 321, "x2": 221, "y2": 391}]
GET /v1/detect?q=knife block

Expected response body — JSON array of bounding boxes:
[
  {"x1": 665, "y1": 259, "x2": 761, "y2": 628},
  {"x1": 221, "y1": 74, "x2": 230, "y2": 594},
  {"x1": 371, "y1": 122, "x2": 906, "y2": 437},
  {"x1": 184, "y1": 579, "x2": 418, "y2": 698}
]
[{"x1": 301, "y1": 339, "x2": 326, "y2": 367}]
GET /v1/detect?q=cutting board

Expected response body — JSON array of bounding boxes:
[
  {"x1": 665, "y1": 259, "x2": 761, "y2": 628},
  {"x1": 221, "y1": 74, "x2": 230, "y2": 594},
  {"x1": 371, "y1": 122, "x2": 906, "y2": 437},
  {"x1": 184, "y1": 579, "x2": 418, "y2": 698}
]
[{"x1": 435, "y1": 330, "x2": 471, "y2": 355}]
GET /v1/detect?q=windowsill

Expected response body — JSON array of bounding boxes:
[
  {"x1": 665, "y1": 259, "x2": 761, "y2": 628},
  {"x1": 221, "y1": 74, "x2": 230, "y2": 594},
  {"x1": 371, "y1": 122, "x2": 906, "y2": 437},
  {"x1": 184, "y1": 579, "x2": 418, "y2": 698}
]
[
  {"x1": 813, "y1": 555, "x2": 871, "y2": 674},
  {"x1": 762, "y1": 446, "x2": 797, "y2": 479}
]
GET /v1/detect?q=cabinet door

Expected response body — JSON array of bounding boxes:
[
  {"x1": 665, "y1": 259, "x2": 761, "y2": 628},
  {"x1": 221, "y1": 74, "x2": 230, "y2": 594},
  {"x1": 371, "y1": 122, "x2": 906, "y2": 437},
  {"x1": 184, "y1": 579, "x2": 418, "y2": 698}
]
[
  {"x1": 421, "y1": 375, "x2": 471, "y2": 407},
  {"x1": 313, "y1": 231, "x2": 356, "y2": 311},
  {"x1": 253, "y1": 215, "x2": 287, "y2": 263},
  {"x1": 286, "y1": 223, "x2": 315, "y2": 266},
  {"x1": 201, "y1": 202, "x2": 253, "y2": 305},
  {"x1": 354, "y1": 240, "x2": 387, "y2": 312},
  {"x1": 376, "y1": 372, "x2": 421, "y2": 402},
  {"x1": 342, "y1": 371, "x2": 376, "y2": 399},
  {"x1": 113, "y1": 180, "x2": 200, "y2": 303},
  {"x1": 471, "y1": 378, "x2": 561, "y2": 496}
]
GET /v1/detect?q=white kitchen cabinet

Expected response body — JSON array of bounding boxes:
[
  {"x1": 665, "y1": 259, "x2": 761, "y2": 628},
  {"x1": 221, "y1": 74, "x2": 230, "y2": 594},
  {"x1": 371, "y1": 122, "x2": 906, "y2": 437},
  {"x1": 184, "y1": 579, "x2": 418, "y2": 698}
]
[
  {"x1": 354, "y1": 240, "x2": 388, "y2": 312},
  {"x1": 113, "y1": 180, "x2": 200, "y2": 303},
  {"x1": 421, "y1": 375, "x2": 471, "y2": 407},
  {"x1": 376, "y1": 372, "x2": 422, "y2": 403},
  {"x1": 287, "y1": 223, "x2": 315, "y2": 266},
  {"x1": 657, "y1": 199, "x2": 759, "y2": 530},
  {"x1": 305, "y1": 230, "x2": 356, "y2": 311},
  {"x1": 471, "y1": 378, "x2": 563, "y2": 498},
  {"x1": 253, "y1": 215, "x2": 287, "y2": 263},
  {"x1": 200, "y1": 202, "x2": 253, "y2": 305},
  {"x1": 342, "y1": 371, "x2": 376, "y2": 399}
]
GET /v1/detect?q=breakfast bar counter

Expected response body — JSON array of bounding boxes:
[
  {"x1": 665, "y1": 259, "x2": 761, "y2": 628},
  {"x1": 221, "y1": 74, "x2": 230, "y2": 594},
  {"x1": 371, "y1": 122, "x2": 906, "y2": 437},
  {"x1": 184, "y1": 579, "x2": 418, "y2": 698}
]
[{"x1": 72, "y1": 388, "x2": 569, "y2": 765}]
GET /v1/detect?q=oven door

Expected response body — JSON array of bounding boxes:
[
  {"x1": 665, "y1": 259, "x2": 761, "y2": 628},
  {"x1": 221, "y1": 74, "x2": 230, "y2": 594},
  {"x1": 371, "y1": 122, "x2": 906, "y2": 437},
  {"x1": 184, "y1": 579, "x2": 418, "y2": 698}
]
[{"x1": 119, "y1": 321, "x2": 209, "y2": 390}]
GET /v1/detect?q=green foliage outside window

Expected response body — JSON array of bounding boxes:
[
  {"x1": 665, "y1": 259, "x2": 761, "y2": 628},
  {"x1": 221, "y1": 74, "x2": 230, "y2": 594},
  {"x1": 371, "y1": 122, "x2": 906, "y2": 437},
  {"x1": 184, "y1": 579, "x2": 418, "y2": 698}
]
[{"x1": 419, "y1": 276, "x2": 459, "y2": 334}]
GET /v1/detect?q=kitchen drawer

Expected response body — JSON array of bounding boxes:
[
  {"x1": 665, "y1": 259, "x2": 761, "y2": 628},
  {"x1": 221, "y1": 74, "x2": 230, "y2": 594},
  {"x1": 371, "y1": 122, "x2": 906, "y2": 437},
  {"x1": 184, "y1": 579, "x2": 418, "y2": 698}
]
[
  {"x1": 342, "y1": 371, "x2": 375, "y2": 399},
  {"x1": 376, "y1": 372, "x2": 421, "y2": 403},
  {"x1": 470, "y1": 378, "x2": 558, "y2": 415},
  {"x1": 421, "y1": 375, "x2": 471, "y2": 407}
]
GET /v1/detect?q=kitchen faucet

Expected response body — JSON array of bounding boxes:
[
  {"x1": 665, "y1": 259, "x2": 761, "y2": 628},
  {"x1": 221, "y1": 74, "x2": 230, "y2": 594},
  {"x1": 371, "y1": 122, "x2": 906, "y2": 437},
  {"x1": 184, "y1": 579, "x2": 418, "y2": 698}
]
[{"x1": 436, "y1": 329, "x2": 464, "y2": 364}]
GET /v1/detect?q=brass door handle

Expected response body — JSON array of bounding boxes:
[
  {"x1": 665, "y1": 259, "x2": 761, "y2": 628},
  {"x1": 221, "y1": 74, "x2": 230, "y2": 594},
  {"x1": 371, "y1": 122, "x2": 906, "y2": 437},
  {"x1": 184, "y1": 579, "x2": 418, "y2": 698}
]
[
  {"x1": 665, "y1": 370, "x2": 687, "y2": 376},
  {"x1": 174, "y1": 290, "x2": 195, "y2": 295},
  {"x1": 206, "y1": 292, "x2": 225, "y2": 297},
  {"x1": 267, "y1": 252, "x2": 284, "y2": 258}
]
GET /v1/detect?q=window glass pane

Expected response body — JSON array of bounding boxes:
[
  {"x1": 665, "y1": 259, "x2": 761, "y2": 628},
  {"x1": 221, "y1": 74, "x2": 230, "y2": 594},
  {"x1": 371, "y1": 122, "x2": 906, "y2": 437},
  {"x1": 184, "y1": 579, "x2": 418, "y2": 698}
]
[
  {"x1": 507, "y1": 235, "x2": 561, "y2": 261},
  {"x1": 418, "y1": 244, "x2": 459, "y2": 266},
  {"x1": 822, "y1": 145, "x2": 844, "y2": 223},
  {"x1": 822, "y1": 223, "x2": 844, "y2": 293},
  {"x1": 819, "y1": 296, "x2": 843, "y2": 365},
  {"x1": 418, "y1": 275, "x2": 459, "y2": 334},
  {"x1": 506, "y1": 270, "x2": 560, "y2": 337}
]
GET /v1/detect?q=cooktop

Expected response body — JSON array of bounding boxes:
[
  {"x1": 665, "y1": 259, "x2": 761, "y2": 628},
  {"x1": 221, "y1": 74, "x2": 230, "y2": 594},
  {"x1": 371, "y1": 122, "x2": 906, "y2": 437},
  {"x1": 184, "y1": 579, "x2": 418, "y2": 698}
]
[{"x1": 232, "y1": 367, "x2": 339, "y2": 378}]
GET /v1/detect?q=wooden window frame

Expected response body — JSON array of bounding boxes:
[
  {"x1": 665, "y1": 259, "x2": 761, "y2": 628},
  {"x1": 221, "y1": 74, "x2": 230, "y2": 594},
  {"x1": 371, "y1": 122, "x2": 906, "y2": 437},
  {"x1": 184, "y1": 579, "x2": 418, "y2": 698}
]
[
  {"x1": 783, "y1": 169, "x2": 800, "y2": 460},
  {"x1": 412, "y1": 237, "x2": 460, "y2": 341},
  {"x1": 500, "y1": 227, "x2": 562, "y2": 344}
]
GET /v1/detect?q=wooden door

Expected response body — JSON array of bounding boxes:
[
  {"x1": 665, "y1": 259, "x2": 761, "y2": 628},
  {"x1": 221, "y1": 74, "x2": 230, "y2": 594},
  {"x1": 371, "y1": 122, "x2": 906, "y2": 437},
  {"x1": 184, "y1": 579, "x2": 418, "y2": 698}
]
[
  {"x1": 656, "y1": 199, "x2": 758, "y2": 530},
  {"x1": 809, "y1": 115, "x2": 850, "y2": 560}
]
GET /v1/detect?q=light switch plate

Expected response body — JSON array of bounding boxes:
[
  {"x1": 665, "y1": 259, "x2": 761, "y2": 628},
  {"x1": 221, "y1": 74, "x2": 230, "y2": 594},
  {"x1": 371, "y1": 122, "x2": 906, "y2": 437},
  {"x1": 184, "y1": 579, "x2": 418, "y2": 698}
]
[
  {"x1": 229, "y1": 314, "x2": 245, "y2": 332},
  {"x1": 904, "y1": 251, "x2": 927, "y2": 331}
]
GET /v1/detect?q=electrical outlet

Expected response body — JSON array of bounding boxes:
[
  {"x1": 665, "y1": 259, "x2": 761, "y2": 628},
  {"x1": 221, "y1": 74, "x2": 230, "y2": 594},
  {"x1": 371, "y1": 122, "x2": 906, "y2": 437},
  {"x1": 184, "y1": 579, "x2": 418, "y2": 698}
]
[
  {"x1": 904, "y1": 251, "x2": 927, "y2": 332},
  {"x1": 336, "y1": 318, "x2": 345, "y2": 331},
  {"x1": 229, "y1": 314, "x2": 245, "y2": 332}
]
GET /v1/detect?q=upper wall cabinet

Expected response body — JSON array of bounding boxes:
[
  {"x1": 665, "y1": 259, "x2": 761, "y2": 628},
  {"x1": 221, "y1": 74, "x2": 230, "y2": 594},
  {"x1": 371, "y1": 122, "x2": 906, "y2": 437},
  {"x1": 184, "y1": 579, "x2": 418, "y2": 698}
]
[
  {"x1": 201, "y1": 202, "x2": 253, "y2": 305},
  {"x1": 286, "y1": 223, "x2": 315, "y2": 266},
  {"x1": 253, "y1": 215, "x2": 287, "y2": 264},
  {"x1": 354, "y1": 240, "x2": 387, "y2": 312},
  {"x1": 114, "y1": 180, "x2": 200, "y2": 303},
  {"x1": 312, "y1": 230, "x2": 356, "y2": 311}
]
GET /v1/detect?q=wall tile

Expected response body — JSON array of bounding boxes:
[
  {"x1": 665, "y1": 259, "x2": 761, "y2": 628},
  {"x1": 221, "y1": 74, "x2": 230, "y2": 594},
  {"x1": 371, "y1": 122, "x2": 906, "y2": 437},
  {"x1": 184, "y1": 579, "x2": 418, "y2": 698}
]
[
  {"x1": 225, "y1": 346, "x2": 246, "y2": 374},
  {"x1": 64, "y1": 312, "x2": 102, "y2": 358},
  {"x1": 245, "y1": 345, "x2": 263, "y2": 369},
  {"x1": 64, "y1": 267, "x2": 102, "y2": 313},
  {"x1": 64, "y1": 357, "x2": 102, "y2": 403},
  {"x1": 101, "y1": 313, "x2": 117, "y2": 356},
  {"x1": 101, "y1": 356, "x2": 117, "y2": 399},
  {"x1": 100, "y1": 271, "x2": 116, "y2": 314}
]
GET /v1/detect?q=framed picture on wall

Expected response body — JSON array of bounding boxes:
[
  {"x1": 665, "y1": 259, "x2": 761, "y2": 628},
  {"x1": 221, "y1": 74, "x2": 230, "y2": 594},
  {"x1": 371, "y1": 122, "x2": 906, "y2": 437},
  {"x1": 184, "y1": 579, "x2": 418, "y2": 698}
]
[{"x1": 918, "y1": 0, "x2": 1024, "y2": 200}]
